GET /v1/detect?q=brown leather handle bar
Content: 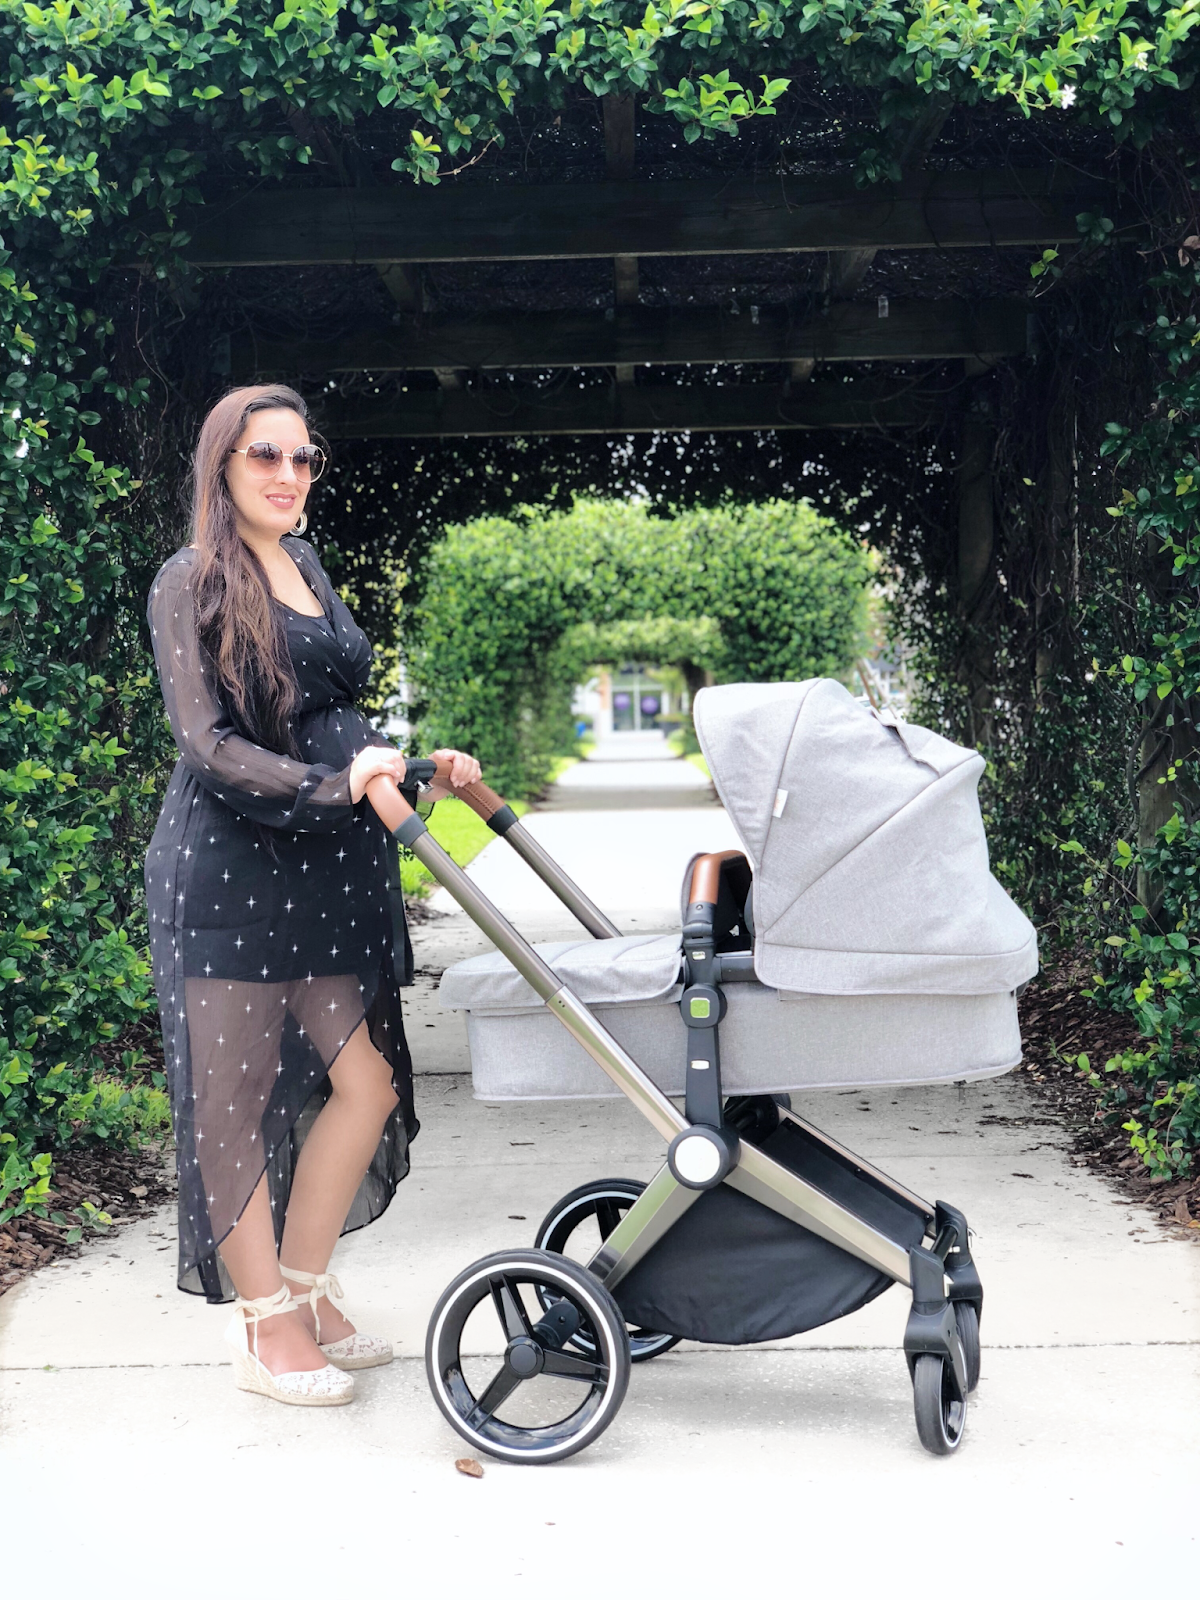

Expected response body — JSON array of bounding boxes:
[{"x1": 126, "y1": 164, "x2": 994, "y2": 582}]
[
  {"x1": 413, "y1": 755, "x2": 510, "y2": 822},
  {"x1": 366, "y1": 759, "x2": 511, "y2": 829},
  {"x1": 688, "y1": 850, "x2": 747, "y2": 907},
  {"x1": 365, "y1": 772, "x2": 416, "y2": 833}
]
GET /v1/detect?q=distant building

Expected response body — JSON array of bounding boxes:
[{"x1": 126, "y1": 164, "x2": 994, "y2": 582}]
[{"x1": 574, "y1": 664, "x2": 684, "y2": 737}]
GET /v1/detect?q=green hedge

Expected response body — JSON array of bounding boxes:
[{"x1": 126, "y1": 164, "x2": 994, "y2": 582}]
[{"x1": 407, "y1": 498, "x2": 871, "y2": 797}]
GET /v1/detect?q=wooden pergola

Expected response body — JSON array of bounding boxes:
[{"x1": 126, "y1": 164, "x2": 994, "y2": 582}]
[
  {"x1": 178, "y1": 114, "x2": 1113, "y2": 637},
  {"x1": 188, "y1": 163, "x2": 1099, "y2": 430}
]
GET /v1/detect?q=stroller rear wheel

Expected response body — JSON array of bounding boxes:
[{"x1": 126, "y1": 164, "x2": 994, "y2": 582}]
[
  {"x1": 534, "y1": 1179, "x2": 682, "y2": 1363},
  {"x1": 912, "y1": 1353, "x2": 968, "y2": 1456},
  {"x1": 426, "y1": 1249, "x2": 631, "y2": 1464}
]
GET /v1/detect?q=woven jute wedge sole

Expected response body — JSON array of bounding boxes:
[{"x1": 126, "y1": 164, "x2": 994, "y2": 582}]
[{"x1": 231, "y1": 1347, "x2": 355, "y2": 1406}]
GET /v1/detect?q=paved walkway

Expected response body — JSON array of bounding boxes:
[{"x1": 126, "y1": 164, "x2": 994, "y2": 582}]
[
  {"x1": 540, "y1": 732, "x2": 715, "y2": 809},
  {"x1": 2, "y1": 744, "x2": 1198, "y2": 1594}
]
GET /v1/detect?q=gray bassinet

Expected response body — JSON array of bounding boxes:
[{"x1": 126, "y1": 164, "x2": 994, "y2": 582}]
[{"x1": 439, "y1": 679, "x2": 1038, "y2": 1100}]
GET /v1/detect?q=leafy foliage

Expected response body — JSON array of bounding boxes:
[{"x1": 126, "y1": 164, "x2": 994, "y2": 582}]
[
  {"x1": 407, "y1": 498, "x2": 871, "y2": 795},
  {"x1": 559, "y1": 614, "x2": 726, "y2": 676},
  {"x1": 1065, "y1": 271, "x2": 1200, "y2": 1178}
]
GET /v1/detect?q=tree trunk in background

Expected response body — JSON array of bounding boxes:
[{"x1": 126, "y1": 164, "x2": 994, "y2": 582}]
[{"x1": 1034, "y1": 362, "x2": 1075, "y2": 714}]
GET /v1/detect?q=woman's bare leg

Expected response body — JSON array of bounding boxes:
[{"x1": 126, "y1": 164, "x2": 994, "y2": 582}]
[
  {"x1": 217, "y1": 1175, "x2": 328, "y2": 1374},
  {"x1": 280, "y1": 1020, "x2": 399, "y2": 1342}
]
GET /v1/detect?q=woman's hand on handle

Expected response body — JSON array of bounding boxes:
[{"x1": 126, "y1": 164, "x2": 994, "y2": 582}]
[
  {"x1": 427, "y1": 748, "x2": 482, "y2": 801},
  {"x1": 349, "y1": 745, "x2": 407, "y2": 805}
]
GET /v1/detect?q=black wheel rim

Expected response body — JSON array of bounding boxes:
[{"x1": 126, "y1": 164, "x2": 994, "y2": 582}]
[
  {"x1": 940, "y1": 1359, "x2": 967, "y2": 1443},
  {"x1": 429, "y1": 1260, "x2": 625, "y2": 1461},
  {"x1": 536, "y1": 1184, "x2": 679, "y2": 1360}
]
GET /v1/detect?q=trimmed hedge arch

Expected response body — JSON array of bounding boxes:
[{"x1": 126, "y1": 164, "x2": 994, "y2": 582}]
[{"x1": 408, "y1": 499, "x2": 871, "y2": 796}]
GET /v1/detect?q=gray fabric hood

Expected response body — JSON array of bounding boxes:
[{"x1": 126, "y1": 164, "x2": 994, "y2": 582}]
[{"x1": 694, "y1": 680, "x2": 1038, "y2": 996}]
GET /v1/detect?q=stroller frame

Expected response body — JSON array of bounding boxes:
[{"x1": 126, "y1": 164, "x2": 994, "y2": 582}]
[{"x1": 370, "y1": 763, "x2": 982, "y2": 1460}]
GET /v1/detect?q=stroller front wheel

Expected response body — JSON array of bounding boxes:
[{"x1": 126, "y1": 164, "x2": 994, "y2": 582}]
[
  {"x1": 954, "y1": 1300, "x2": 981, "y2": 1392},
  {"x1": 534, "y1": 1179, "x2": 682, "y2": 1363},
  {"x1": 912, "y1": 1353, "x2": 968, "y2": 1456},
  {"x1": 426, "y1": 1249, "x2": 632, "y2": 1464}
]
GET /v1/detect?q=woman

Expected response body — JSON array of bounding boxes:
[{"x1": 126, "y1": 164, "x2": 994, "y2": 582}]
[{"x1": 145, "y1": 384, "x2": 480, "y2": 1406}]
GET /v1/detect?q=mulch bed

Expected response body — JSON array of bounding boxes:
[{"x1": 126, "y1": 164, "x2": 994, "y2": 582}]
[
  {"x1": 0, "y1": 1141, "x2": 176, "y2": 1298},
  {"x1": 1015, "y1": 949, "x2": 1200, "y2": 1236}
]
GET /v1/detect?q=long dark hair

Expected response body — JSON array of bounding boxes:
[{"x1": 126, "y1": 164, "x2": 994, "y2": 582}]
[{"x1": 189, "y1": 385, "x2": 322, "y2": 754}]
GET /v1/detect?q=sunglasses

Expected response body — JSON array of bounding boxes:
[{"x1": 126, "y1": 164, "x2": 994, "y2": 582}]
[{"x1": 229, "y1": 441, "x2": 327, "y2": 483}]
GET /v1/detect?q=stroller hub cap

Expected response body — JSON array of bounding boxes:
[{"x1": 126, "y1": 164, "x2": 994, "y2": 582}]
[
  {"x1": 668, "y1": 1126, "x2": 736, "y2": 1189},
  {"x1": 506, "y1": 1337, "x2": 543, "y2": 1377}
]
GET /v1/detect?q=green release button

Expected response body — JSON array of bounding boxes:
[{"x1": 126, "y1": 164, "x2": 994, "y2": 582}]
[{"x1": 689, "y1": 996, "x2": 711, "y2": 1020}]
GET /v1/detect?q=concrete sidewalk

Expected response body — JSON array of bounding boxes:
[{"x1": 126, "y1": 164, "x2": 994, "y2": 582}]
[{"x1": 2, "y1": 753, "x2": 1198, "y2": 1595}]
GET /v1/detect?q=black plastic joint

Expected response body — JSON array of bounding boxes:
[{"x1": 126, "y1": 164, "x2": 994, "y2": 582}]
[
  {"x1": 392, "y1": 813, "x2": 428, "y2": 848},
  {"x1": 667, "y1": 1124, "x2": 740, "y2": 1190},
  {"x1": 908, "y1": 1245, "x2": 947, "y2": 1316},
  {"x1": 486, "y1": 803, "x2": 519, "y2": 835},
  {"x1": 682, "y1": 903, "x2": 715, "y2": 944},
  {"x1": 936, "y1": 1199, "x2": 983, "y2": 1314},
  {"x1": 903, "y1": 1246, "x2": 967, "y2": 1400}
]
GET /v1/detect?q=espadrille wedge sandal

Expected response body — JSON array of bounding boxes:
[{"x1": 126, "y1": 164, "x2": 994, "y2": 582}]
[
  {"x1": 281, "y1": 1266, "x2": 393, "y2": 1372},
  {"x1": 224, "y1": 1283, "x2": 355, "y2": 1406}
]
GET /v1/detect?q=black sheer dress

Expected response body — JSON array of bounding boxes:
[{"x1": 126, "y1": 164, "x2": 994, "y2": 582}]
[{"x1": 144, "y1": 535, "x2": 419, "y2": 1302}]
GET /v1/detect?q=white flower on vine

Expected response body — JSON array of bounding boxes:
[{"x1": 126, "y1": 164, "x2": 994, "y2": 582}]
[
  {"x1": 1133, "y1": 49, "x2": 1151, "y2": 70},
  {"x1": 1059, "y1": 85, "x2": 1077, "y2": 108}
]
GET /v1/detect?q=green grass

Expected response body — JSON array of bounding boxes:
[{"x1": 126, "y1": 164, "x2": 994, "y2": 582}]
[
  {"x1": 399, "y1": 796, "x2": 530, "y2": 896},
  {"x1": 686, "y1": 751, "x2": 711, "y2": 778},
  {"x1": 547, "y1": 754, "x2": 580, "y2": 782}
]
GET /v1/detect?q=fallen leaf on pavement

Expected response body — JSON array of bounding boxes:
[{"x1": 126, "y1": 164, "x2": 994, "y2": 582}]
[{"x1": 455, "y1": 1458, "x2": 484, "y2": 1479}]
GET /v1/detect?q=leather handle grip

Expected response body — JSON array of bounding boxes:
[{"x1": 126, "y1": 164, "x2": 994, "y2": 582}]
[
  {"x1": 365, "y1": 773, "x2": 416, "y2": 832},
  {"x1": 688, "y1": 850, "x2": 746, "y2": 907},
  {"x1": 426, "y1": 756, "x2": 509, "y2": 821},
  {"x1": 370, "y1": 760, "x2": 510, "y2": 826},
  {"x1": 452, "y1": 779, "x2": 509, "y2": 821}
]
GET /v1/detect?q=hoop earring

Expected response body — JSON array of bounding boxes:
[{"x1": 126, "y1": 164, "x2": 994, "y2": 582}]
[{"x1": 292, "y1": 512, "x2": 308, "y2": 536}]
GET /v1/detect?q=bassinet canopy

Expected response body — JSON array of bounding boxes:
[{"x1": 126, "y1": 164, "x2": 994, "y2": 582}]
[{"x1": 693, "y1": 681, "x2": 1038, "y2": 997}]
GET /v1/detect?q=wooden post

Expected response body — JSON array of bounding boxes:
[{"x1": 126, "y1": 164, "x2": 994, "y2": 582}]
[
  {"x1": 602, "y1": 94, "x2": 636, "y2": 181},
  {"x1": 605, "y1": 95, "x2": 639, "y2": 382},
  {"x1": 957, "y1": 376, "x2": 996, "y2": 748},
  {"x1": 1035, "y1": 372, "x2": 1073, "y2": 709}
]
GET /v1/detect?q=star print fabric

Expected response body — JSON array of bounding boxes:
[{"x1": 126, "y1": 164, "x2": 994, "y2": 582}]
[{"x1": 144, "y1": 536, "x2": 418, "y2": 1301}]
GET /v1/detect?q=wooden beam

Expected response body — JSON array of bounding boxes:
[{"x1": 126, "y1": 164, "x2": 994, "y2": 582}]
[
  {"x1": 181, "y1": 168, "x2": 1111, "y2": 268},
  {"x1": 319, "y1": 377, "x2": 948, "y2": 439},
  {"x1": 240, "y1": 298, "x2": 1027, "y2": 375}
]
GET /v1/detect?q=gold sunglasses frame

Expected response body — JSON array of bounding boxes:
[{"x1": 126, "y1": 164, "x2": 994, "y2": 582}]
[{"x1": 229, "y1": 441, "x2": 328, "y2": 482}]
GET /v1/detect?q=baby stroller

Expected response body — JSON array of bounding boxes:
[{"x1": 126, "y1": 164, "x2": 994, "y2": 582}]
[{"x1": 368, "y1": 680, "x2": 1038, "y2": 1463}]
